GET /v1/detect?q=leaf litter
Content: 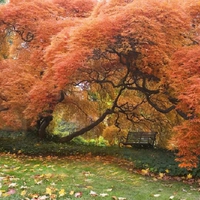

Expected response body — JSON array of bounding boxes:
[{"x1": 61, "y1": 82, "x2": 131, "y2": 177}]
[{"x1": 0, "y1": 153, "x2": 199, "y2": 199}]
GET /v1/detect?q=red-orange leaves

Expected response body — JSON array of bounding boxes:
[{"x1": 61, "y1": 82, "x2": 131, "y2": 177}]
[
  {"x1": 169, "y1": 119, "x2": 200, "y2": 169},
  {"x1": 169, "y1": 46, "x2": 200, "y2": 113},
  {"x1": 167, "y1": 47, "x2": 200, "y2": 168},
  {"x1": 52, "y1": 0, "x2": 97, "y2": 18}
]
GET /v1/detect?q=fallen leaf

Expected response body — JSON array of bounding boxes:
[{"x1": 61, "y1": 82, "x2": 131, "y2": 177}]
[
  {"x1": 46, "y1": 187, "x2": 52, "y2": 195},
  {"x1": 187, "y1": 174, "x2": 192, "y2": 179},
  {"x1": 141, "y1": 168, "x2": 149, "y2": 175},
  {"x1": 20, "y1": 185, "x2": 28, "y2": 189},
  {"x1": 154, "y1": 194, "x2": 161, "y2": 197},
  {"x1": 90, "y1": 190, "x2": 98, "y2": 196},
  {"x1": 159, "y1": 173, "x2": 164, "y2": 178},
  {"x1": 165, "y1": 169, "x2": 169, "y2": 173},
  {"x1": 169, "y1": 195, "x2": 175, "y2": 199},
  {"x1": 100, "y1": 193, "x2": 109, "y2": 197},
  {"x1": 118, "y1": 197, "x2": 127, "y2": 200},
  {"x1": 59, "y1": 189, "x2": 66, "y2": 197},
  {"x1": 8, "y1": 183, "x2": 17, "y2": 188},
  {"x1": 35, "y1": 180, "x2": 43, "y2": 185},
  {"x1": 20, "y1": 190, "x2": 27, "y2": 196},
  {"x1": 7, "y1": 188, "x2": 16, "y2": 195},
  {"x1": 74, "y1": 192, "x2": 82, "y2": 198},
  {"x1": 13, "y1": 167, "x2": 20, "y2": 171},
  {"x1": 112, "y1": 196, "x2": 118, "y2": 200},
  {"x1": 38, "y1": 195, "x2": 49, "y2": 200}
]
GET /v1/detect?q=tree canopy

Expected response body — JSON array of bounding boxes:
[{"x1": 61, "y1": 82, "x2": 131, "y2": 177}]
[{"x1": 0, "y1": 0, "x2": 200, "y2": 168}]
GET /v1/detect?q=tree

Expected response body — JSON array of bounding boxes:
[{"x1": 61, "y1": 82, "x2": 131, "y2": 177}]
[
  {"x1": 0, "y1": 0, "x2": 96, "y2": 136},
  {"x1": 0, "y1": 0, "x2": 200, "y2": 167},
  {"x1": 167, "y1": 46, "x2": 200, "y2": 168},
  {"x1": 46, "y1": 0, "x2": 190, "y2": 142}
]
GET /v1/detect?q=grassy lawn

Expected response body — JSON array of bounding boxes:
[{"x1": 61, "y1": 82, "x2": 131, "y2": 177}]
[{"x1": 0, "y1": 153, "x2": 199, "y2": 200}]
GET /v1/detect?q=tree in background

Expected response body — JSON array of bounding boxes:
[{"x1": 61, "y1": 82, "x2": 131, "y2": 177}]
[
  {"x1": 0, "y1": 0, "x2": 96, "y2": 136},
  {"x1": 0, "y1": 0, "x2": 200, "y2": 168}
]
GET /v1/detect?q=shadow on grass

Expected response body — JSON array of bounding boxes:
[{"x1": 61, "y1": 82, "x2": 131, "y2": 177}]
[{"x1": 0, "y1": 132, "x2": 200, "y2": 178}]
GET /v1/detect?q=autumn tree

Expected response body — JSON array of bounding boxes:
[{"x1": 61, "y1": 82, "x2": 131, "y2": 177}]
[
  {"x1": 45, "y1": 0, "x2": 200, "y2": 168},
  {"x1": 44, "y1": 0, "x2": 190, "y2": 142},
  {"x1": 0, "y1": 0, "x2": 200, "y2": 167},
  {"x1": 0, "y1": 0, "x2": 96, "y2": 136}
]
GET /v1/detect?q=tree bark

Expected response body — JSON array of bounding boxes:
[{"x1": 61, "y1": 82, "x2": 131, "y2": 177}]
[{"x1": 38, "y1": 116, "x2": 53, "y2": 139}]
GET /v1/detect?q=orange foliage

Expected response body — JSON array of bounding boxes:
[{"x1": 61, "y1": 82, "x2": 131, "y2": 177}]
[
  {"x1": 165, "y1": 3, "x2": 200, "y2": 168},
  {"x1": 0, "y1": 0, "x2": 200, "y2": 168},
  {"x1": 0, "y1": 0, "x2": 95, "y2": 129}
]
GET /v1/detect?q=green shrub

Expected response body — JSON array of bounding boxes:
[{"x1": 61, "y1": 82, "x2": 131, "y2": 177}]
[{"x1": 71, "y1": 136, "x2": 87, "y2": 145}]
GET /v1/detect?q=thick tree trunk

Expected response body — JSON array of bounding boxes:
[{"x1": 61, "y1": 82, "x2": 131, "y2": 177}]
[
  {"x1": 58, "y1": 109, "x2": 113, "y2": 143},
  {"x1": 37, "y1": 91, "x2": 64, "y2": 139},
  {"x1": 38, "y1": 116, "x2": 53, "y2": 139}
]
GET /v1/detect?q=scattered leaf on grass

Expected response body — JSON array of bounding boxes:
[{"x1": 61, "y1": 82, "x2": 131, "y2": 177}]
[
  {"x1": 169, "y1": 195, "x2": 175, "y2": 199},
  {"x1": 90, "y1": 190, "x2": 98, "y2": 196},
  {"x1": 7, "y1": 188, "x2": 16, "y2": 195},
  {"x1": 35, "y1": 180, "x2": 43, "y2": 185},
  {"x1": 20, "y1": 190, "x2": 26, "y2": 196},
  {"x1": 100, "y1": 193, "x2": 109, "y2": 197},
  {"x1": 154, "y1": 194, "x2": 161, "y2": 197},
  {"x1": 8, "y1": 182, "x2": 17, "y2": 188},
  {"x1": 59, "y1": 189, "x2": 66, "y2": 197},
  {"x1": 39, "y1": 195, "x2": 49, "y2": 200},
  {"x1": 46, "y1": 187, "x2": 52, "y2": 195},
  {"x1": 75, "y1": 192, "x2": 82, "y2": 198},
  {"x1": 118, "y1": 197, "x2": 127, "y2": 200}
]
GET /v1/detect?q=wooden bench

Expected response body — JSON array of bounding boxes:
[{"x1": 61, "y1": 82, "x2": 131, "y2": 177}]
[{"x1": 119, "y1": 131, "x2": 157, "y2": 148}]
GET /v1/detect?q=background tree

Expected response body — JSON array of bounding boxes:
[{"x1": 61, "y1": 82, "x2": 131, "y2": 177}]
[{"x1": 0, "y1": 0, "x2": 96, "y2": 136}]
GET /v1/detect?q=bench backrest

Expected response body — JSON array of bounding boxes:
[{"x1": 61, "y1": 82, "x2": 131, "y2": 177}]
[{"x1": 126, "y1": 131, "x2": 157, "y2": 144}]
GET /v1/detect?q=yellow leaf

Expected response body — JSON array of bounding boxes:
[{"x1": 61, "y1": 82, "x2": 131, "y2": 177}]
[
  {"x1": 165, "y1": 169, "x2": 169, "y2": 173},
  {"x1": 159, "y1": 173, "x2": 164, "y2": 178},
  {"x1": 45, "y1": 173, "x2": 53, "y2": 179},
  {"x1": 13, "y1": 167, "x2": 20, "y2": 171},
  {"x1": 59, "y1": 189, "x2": 66, "y2": 197},
  {"x1": 69, "y1": 190, "x2": 74, "y2": 195},
  {"x1": 187, "y1": 173, "x2": 192, "y2": 179},
  {"x1": 21, "y1": 190, "x2": 26, "y2": 196},
  {"x1": 2, "y1": 192, "x2": 9, "y2": 197},
  {"x1": 46, "y1": 187, "x2": 52, "y2": 195},
  {"x1": 141, "y1": 168, "x2": 149, "y2": 175}
]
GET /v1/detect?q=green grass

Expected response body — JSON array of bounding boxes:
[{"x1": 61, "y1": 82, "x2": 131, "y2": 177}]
[
  {"x1": 0, "y1": 132, "x2": 200, "y2": 177},
  {"x1": 0, "y1": 153, "x2": 199, "y2": 200}
]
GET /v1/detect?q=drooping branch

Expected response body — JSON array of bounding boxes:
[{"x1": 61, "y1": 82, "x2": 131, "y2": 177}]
[
  {"x1": 146, "y1": 94, "x2": 176, "y2": 113},
  {"x1": 58, "y1": 108, "x2": 113, "y2": 142}
]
